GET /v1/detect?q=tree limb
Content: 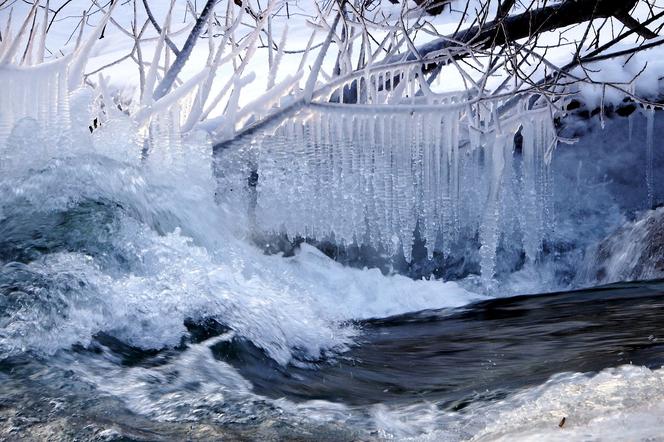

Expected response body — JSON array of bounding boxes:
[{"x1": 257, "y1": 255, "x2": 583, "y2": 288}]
[
  {"x1": 408, "y1": 0, "x2": 641, "y2": 70},
  {"x1": 141, "y1": 0, "x2": 180, "y2": 56},
  {"x1": 496, "y1": 0, "x2": 517, "y2": 21},
  {"x1": 153, "y1": 0, "x2": 217, "y2": 100},
  {"x1": 614, "y1": 11, "x2": 658, "y2": 39}
]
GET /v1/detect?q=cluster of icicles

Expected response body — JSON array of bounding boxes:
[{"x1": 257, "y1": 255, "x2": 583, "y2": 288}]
[
  {"x1": 0, "y1": 3, "x2": 558, "y2": 281},
  {"x1": 0, "y1": 59, "x2": 72, "y2": 146},
  {"x1": 250, "y1": 98, "x2": 557, "y2": 280}
]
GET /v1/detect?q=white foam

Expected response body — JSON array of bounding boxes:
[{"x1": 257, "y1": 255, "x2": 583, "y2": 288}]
[
  {"x1": 0, "y1": 116, "x2": 482, "y2": 364},
  {"x1": 361, "y1": 365, "x2": 664, "y2": 441}
]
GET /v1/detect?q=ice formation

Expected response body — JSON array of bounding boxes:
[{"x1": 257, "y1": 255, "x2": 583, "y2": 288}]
[
  {"x1": 0, "y1": 2, "x2": 558, "y2": 282},
  {"x1": 231, "y1": 69, "x2": 558, "y2": 280},
  {"x1": 0, "y1": 58, "x2": 72, "y2": 147},
  {"x1": 0, "y1": 2, "x2": 113, "y2": 149},
  {"x1": 645, "y1": 106, "x2": 655, "y2": 209}
]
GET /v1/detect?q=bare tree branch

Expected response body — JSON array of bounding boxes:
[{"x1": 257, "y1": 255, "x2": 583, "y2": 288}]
[
  {"x1": 408, "y1": 0, "x2": 641, "y2": 69},
  {"x1": 614, "y1": 11, "x2": 658, "y2": 39}
]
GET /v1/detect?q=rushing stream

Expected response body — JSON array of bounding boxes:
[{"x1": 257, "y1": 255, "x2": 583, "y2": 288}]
[
  {"x1": 3, "y1": 277, "x2": 664, "y2": 440},
  {"x1": 0, "y1": 105, "x2": 663, "y2": 440}
]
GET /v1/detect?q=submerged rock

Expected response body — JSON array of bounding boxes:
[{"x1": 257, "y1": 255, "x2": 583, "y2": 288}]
[{"x1": 580, "y1": 207, "x2": 664, "y2": 285}]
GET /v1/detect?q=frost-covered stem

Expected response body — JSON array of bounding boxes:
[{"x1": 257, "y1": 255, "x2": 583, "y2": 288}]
[
  {"x1": 0, "y1": 1, "x2": 38, "y2": 65},
  {"x1": 206, "y1": 11, "x2": 215, "y2": 65},
  {"x1": 231, "y1": 72, "x2": 302, "y2": 134},
  {"x1": 136, "y1": 67, "x2": 211, "y2": 124},
  {"x1": 20, "y1": 8, "x2": 38, "y2": 65},
  {"x1": 0, "y1": 9, "x2": 13, "y2": 59},
  {"x1": 296, "y1": 29, "x2": 316, "y2": 73},
  {"x1": 153, "y1": 0, "x2": 218, "y2": 100},
  {"x1": 141, "y1": 0, "x2": 181, "y2": 56},
  {"x1": 217, "y1": 72, "x2": 255, "y2": 139},
  {"x1": 399, "y1": 0, "x2": 422, "y2": 62},
  {"x1": 304, "y1": 13, "x2": 341, "y2": 103},
  {"x1": 267, "y1": 24, "x2": 287, "y2": 90},
  {"x1": 73, "y1": 11, "x2": 86, "y2": 51},
  {"x1": 181, "y1": 8, "x2": 245, "y2": 133},
  {"x1": 267, "y1": 14, "x2": 274, "y2": 70},
  {"x1": 199, "y1": 14, "x2": 266, "y2": 121},
  {"x1": 142, "y1": 2, "x2": 173, "y2": 106},
  {"x1": 332, "y1": 3, "x2": 347, "y2": 77},
  {"x1": 68, "y1": 2, "x2": 118, "y2": 90},
  {"x1": 134, "y1": 55, "x2": 146, "y2": 98},
  {"x1": 37, "y1": 0, "x2": 49, "y2": 64}
]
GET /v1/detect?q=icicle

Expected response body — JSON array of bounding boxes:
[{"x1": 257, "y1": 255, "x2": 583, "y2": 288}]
[
  {"x1": 354, "y1": 115, "x2": 365, "y2": 242},
  {"x1": 385, "y1": 115, "x2": 397, "y2": 255},
  {"x1": 429, "y1": 112, "x2": 443, "y2": 257},
  {"x1": 479, "y1": 133, "x2": 507, "y2": 284},
  {"x1": 396, "y1": 113, "x2": 415, "y2": 261},
  {"x1": 521, "y1": 118, "x2": 541, "y2": 262},
  {"x1": 366, "y1": 115, "x2": 379, "y2": 249},
  {"x1": 450, "y1": 110, "x2": 460, "y2": 236},
  {"x1": 646, "y1": 106, "x2": 655, "y2": 209},
  {"x1": 420, "y1": 112, "x2": 434, "y2": 258}
]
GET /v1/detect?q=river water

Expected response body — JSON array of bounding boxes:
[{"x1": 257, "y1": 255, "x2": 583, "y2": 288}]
[
  {"x1": 1, "y1": 112, "x2": 663, "y2": 440},
  {"x1": 3, "y1": 275, "x2": 664, "y2": 440}
]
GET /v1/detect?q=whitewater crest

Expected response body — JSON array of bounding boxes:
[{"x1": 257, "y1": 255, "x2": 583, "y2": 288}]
[
  {"x1": 0, "y1": 122, "x2": 484, "y2": 362},
  {"x1": 0, "y1": 12, "x2": 479, "y2": 364},
  {"x1": 0, "y1": 59, "x2": 479, "y2": 364}
]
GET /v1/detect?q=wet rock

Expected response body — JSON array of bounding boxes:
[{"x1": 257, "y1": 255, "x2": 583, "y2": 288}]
[{"x1": 579, "y1": 207, "x2": 664, "y2": 285}]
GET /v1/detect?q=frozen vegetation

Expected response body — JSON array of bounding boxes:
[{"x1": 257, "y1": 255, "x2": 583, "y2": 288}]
[
  {"x1": 0, "y1": 0, "x2": 661, "y2": 288},
  {"x1": 0, "y1": 0, "x2": 664, "y2": 440}
]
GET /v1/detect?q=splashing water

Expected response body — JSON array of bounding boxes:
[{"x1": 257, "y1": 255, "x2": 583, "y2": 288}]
[
  {"x1": 0, "y1": 99, "x2": 481, "y2": 365},
  {"x1": 1, "y1": 25, "x2": 664, "y2": 439}
]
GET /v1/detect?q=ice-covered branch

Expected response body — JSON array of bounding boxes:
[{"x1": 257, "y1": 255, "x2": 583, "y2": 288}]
[
  {"x1": 0, "y1": 1, "x2": 38, "y2": 65},
  {"x1": 68, "y1": 1, "x2": 118, "y2": 90},
  {"x1": 304, "y1": 13, "x2": 341, "y2": 102},
  {"x1": 141, "y1": 0, "x2": 181, "y2": 56},
  {"x1": 152, "y1": 0, "x2": 218, "y2": 100}
]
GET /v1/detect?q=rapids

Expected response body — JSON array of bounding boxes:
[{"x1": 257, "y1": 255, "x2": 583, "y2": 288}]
[{"x1": 0, "y1": 106, "x2": 662, "y2": 440}]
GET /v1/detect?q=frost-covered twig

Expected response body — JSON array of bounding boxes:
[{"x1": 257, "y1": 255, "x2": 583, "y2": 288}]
[
  {"x1": 0, "y1": 1, "x2": 38, "y2": 65},
  {"x1": 68, "y1": 1, "x2": 117, "y2": 89},
  {"x1": 304, "y1": 13, "x2": 341, "y2": 102},
  {"x1": 153, "y1": 0, "x2": 219, "y2": 100},
  {"x1": 141, "y1": 0, "x2": 181, "y2": 55}
]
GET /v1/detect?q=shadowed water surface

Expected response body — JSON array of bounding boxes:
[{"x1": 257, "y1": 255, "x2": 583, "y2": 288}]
[
  {"x1": 213, "y1": 280, "x2": 664, "y2": 409},
  {"x1": 2, "y1": 279, "x2": 664, "y2": 440}
]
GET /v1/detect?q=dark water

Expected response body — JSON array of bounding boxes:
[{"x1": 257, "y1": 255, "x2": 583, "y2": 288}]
[
  {"x1": 2, "y1": 280, "x2": 664, "y2": 440},
  {"x1": 213, "y1": 279, "x2": 664, "y2": 406}
]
